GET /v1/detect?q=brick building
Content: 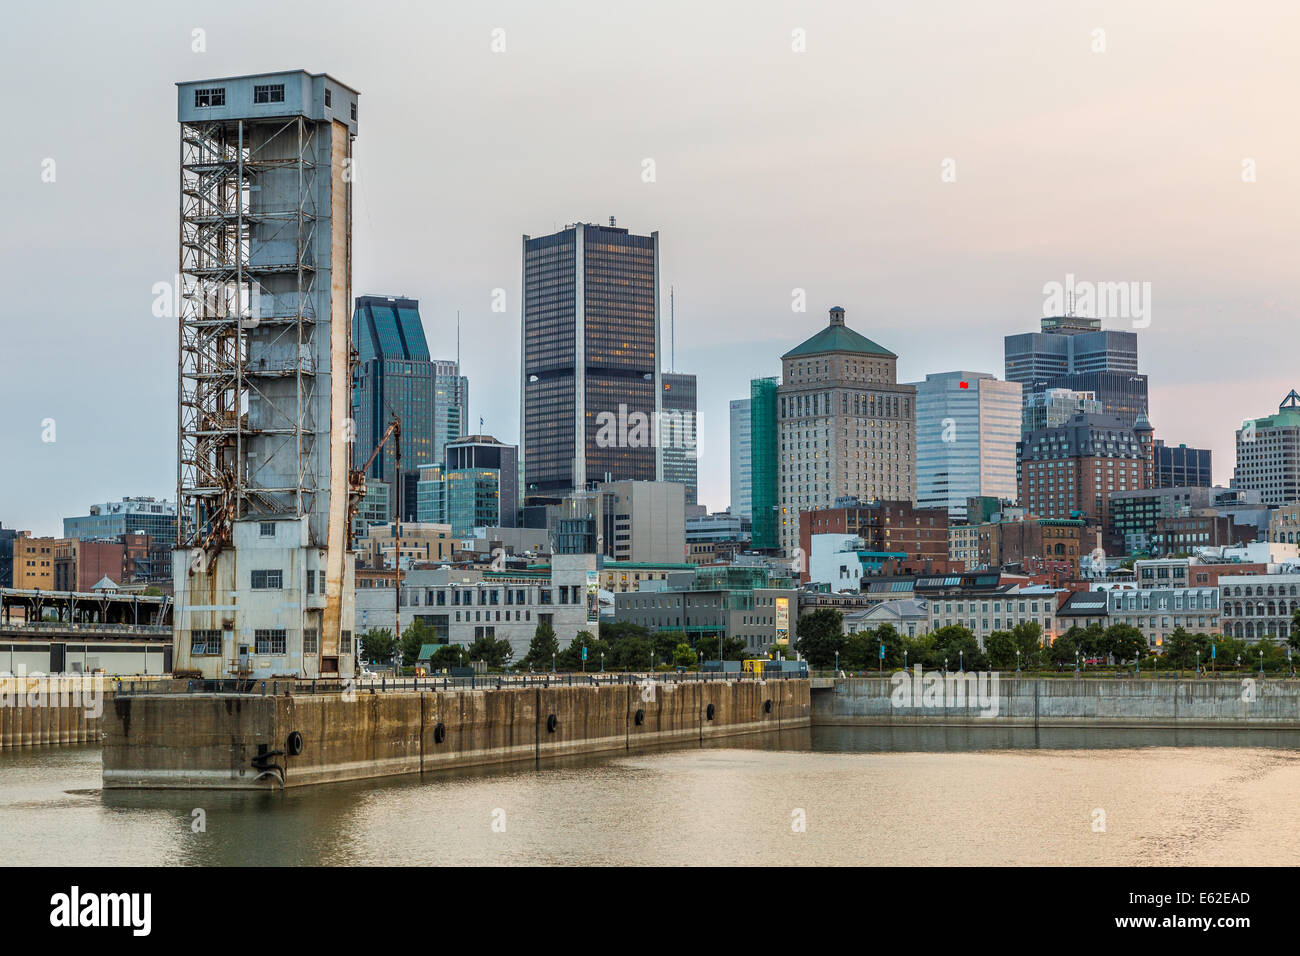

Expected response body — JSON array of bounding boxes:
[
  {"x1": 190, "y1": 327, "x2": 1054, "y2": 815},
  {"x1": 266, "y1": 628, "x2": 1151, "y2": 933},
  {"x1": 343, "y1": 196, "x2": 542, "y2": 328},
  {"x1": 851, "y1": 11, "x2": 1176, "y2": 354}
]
[
  {"x1": 799, "y1": 499, "x2": 950, "y2": 583},
  {"x1": 1017, "y1": 412, "x2": 1155, "y2": 553}
]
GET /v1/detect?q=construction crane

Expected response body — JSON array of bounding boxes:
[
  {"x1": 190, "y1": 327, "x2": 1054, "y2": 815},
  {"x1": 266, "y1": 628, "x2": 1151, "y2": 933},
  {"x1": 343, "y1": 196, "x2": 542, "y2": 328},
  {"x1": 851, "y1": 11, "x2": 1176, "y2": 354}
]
[{"x1": 348, "y1": 414, "x2": 402, "y2": 669}]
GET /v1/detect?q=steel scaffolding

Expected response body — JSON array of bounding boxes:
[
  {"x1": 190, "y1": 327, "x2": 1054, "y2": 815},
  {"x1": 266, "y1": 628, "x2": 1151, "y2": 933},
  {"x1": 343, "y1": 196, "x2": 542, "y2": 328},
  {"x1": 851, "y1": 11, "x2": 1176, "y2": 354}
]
[{"x1": 177, "y1": 116, "x2": 320, "y2": 556}]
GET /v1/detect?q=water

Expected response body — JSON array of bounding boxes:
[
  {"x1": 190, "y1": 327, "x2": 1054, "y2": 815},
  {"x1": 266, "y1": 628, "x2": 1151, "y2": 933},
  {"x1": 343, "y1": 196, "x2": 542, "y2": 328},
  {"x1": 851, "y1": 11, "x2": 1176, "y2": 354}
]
[{"x1": 4, "y1": 728, "x2": 1300, "y2": 866}]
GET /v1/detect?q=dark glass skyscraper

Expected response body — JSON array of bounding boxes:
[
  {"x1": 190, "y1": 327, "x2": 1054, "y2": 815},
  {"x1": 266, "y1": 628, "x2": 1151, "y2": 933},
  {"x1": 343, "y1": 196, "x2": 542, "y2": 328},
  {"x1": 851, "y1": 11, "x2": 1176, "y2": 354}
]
[
  {"x1": 1005, "y1": 316, "x2": 1147, "y2": 427},
  {"x1": 520, "y1": 221, "x2": 660, "y2": 497},
  {"x1": 352, "y1": 295, "x2": 467, "y2": 520}
]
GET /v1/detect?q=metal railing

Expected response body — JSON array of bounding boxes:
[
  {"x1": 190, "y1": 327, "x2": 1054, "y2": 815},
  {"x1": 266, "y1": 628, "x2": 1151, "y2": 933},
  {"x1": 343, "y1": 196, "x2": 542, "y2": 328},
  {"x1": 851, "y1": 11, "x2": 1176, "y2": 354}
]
[{"x1": 0, "y1": 622, "x2": 171, "y2": 635}]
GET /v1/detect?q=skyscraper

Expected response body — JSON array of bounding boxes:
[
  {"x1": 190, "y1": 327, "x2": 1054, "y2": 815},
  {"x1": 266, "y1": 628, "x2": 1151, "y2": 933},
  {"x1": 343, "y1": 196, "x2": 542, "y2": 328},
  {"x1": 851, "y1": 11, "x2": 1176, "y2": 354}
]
[
  {"x1": 911, "y1": 372, "x2": 1021, "y2": 520},
  {"x1": 1153, "y1": 440, "x2": 1213, "y2": 489},
  {"x1": 520, "y1": 221, "x2": 660, "y2": 498},
  {"x1": 173, "y1": 71, "x2": 358, "y2": 679},
  {"x1": 729, "y1": 397, "x2": 752, "y2": 518},
  {"x1": 352, "y1": 295, "x2": 468, "y2": 521},
  {"x1": 661, "y1": 372, "x2": 697, "y2": 507},
  {"x1": 1232, "y1": 390, "x2": 1300, "y2": 505},
  {"x1": 778, "y1": 307, "x2": 915, "y2": 555},
  {"x1": 1005, "y1": 316, "x2": 1147, "y2": 426},
  {"x1": 749, "y1": 378, "x2": 779, "y2": 550}
]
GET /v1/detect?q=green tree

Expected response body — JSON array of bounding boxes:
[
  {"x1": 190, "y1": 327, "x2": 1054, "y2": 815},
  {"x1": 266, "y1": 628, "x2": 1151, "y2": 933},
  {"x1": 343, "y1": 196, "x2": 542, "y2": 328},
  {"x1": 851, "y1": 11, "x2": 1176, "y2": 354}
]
[
  {"x1": 984, "y1": 631, "x2": 1017, "y2": 670},
  {"x1": 400, "y1": 618, "x2": 436, "y2": 667},
  {"x1": 840, "y1": 631, "x2": 874, "y2": 672},
  {"x1": 1048, "y1": 629, "x2": 1079, "y2": 668},
  {"x1": 653, "y1": 630, "x2": 688, "y2": 665},
  {"x1": 359, "y1": 628, "x2": 396, "y2": 666},
  {"x1": 929, "y1": 625, "x2": 986, "y2": 671},
  {"x1": 467, "y1": 633, "x2": 514, "y2": 668},
  {"x1": 1010, "y1": 621, "x2": 1043, "y2": 668},
  {"x1": 519, "y1": 621, "x2": 560, "y2": 670},
  {"x1": 672, "y1": 643, "x2": 698, "y2": 667},
  {"x1": 794, "y1": 608, "x2": 845, "y2": 668},
  {"x1": 1163, "y1": 627, "x2": 1206, "y2": 670},
  {"x1": 558, "y1": 630, "x2": 610, "y2": 670},
  {"x1": 427, "y1": 644, "x2": 467, "y2": 669},
  {"x1": 1103, "y1": 623, "x2": 1146, "y2": 665}
]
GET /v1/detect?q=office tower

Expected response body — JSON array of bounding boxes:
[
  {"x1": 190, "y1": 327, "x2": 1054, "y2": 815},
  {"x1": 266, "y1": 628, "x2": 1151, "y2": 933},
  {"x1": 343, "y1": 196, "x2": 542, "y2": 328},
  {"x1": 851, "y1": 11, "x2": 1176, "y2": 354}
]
[
  {"x1": 416, "y1": 435, "x2": 519, "y2": 535},
  {"x1": 911, "y1": 372, "x2": 1021, "y2": 520},
  {"x1": 729, "y1": 397, "x2": 752, "y2": 518},
  {"x1": 1018, "y1": 412, "x2": 1155, "y2": 552},
  {"x1": 433, "y1": 359, "x2": 469, "y2": 467},
  {"x1": 558, "y1": 481, "x2": 685, "y2": 563},
  {"x1": 1152, "y1": 440, "x2": 1213, "y2": 489},
  {"x1": 520, "y1": 220, "x2": 660, "y2": 498},
  {"x1": 1232, "y1": 390, "x2": 1300, "y2": 505},
  {"x1": 1005, "y1": 316, "x2": 1147, "y2": 426},
  {"x1": 1022, "y1": 387, "x2": 1103, "y2": 435},
  {"x1": 174, "y1": 71, "x2": 358, "y2": 679},
  {"x1": 661, "y1": 372, "x2": 698, "y2": 507},
  {"x1": 778, "y1": 306, "x2": 915, "y2": 555},
  {"x1": 750, "y1": 378, "x2": 779, "y2": 550},
  {"x1": 63, "y1": 497, "x2": 178, "y2": 542},
  {"x1": 352, "y1": 295, "x2": 468, "y2": 520}
]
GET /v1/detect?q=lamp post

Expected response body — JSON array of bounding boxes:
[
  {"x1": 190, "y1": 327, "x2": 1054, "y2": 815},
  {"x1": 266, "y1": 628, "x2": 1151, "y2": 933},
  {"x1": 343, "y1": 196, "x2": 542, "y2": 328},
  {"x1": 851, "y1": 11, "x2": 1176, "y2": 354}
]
[
  {"x1": 1259, "y1": 649, "x2": 1264, "y2": 677},
  {"x1": 944, "y1": 657, "x2": 948, "y2": 676},
  {"x1": 601, "y1": 651, "x2": 605, "y2": 674},
  {"x1": 1016, "y1": 649, "x2": 1020, "y2": 677},
  {"x1": 834, "y1": 650, "x2": 839, "y2": 677},
  {"x1": 904, "y1": 648, "x2": 909, "y2": 672},
  {"x1": 959, "y1": 650, "x2": 964, "y2": 674},
  {"x1": 551, "y1": 651, "x2": 555, "y2": 674},
  {"x1": 1074, "y1": 649, "x2": 1080, "y2": 678},
  {"x1": 1196, "y1": 650, "x2": 1200, "y2": 678}
]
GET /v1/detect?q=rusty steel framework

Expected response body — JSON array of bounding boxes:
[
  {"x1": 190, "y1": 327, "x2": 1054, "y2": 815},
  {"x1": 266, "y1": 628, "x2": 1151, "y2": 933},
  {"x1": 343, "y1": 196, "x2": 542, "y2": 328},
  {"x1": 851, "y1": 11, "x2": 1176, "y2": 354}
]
[{"x1": 177, "y1": 116, "x2": 321, "y2": 557}]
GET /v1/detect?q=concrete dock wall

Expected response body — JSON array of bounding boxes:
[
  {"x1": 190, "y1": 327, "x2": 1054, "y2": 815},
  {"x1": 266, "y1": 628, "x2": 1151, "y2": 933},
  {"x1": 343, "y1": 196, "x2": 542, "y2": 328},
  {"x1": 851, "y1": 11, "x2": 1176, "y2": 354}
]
[
  {"x1": 102, "y1": 678, "x2": 812, "y2": 789},
  {"x1": 815, "y1": 677, "x2": 1300, "y2": 727},
  {"x1": 0, "y1": 676, "x2": 184, "y2": 751}
]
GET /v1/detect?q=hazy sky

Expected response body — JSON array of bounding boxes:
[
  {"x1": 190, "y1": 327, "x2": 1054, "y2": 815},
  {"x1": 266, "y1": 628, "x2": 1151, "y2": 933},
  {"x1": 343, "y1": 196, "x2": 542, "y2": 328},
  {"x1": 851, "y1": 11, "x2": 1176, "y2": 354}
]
[{"x1": 3, "y1": 0, "x2": 1298, "y2": 536}]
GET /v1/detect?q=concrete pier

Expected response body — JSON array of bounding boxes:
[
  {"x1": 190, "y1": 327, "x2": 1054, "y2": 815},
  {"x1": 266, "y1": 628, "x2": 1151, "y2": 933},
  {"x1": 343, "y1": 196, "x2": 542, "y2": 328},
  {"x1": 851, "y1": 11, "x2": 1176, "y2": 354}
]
[
  {"x1": 102, "y1": 678, "x2": 811, "y2": 789},
  {"x1": 814, "y1": 676, "x2": 1300, "y2": 727}
]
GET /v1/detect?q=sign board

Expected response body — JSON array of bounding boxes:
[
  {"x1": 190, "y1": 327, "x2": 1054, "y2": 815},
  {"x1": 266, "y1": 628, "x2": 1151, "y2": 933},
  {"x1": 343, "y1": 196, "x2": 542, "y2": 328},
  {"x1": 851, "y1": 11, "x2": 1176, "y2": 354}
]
[
  {"x1": 586, "y1": 570, "x2": 600, "y2": 624},
  {"x1": 775, "y1": 597, "x2": 789, "y2": 642},
  {"x1": 581, "y1": 646, "x2": 588, "y2": 662}
]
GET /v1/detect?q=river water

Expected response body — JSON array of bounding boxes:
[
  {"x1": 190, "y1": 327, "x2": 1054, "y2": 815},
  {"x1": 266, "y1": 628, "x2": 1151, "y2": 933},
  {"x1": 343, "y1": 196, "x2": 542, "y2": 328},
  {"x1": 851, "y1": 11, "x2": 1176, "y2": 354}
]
[{"x1": 3, "y1": 727, "x2": 1299, "y2": 866}]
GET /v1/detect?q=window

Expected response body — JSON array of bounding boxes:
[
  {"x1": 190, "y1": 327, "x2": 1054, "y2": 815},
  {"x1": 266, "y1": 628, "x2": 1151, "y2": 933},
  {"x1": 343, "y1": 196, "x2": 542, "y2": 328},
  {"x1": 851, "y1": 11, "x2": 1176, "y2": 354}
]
[
  {"x1": 307, "y1": 572, "x2": 315, "y2": 595},
  {"x1": 253, "y1": 83, "x2": 285, "y2": 104},
  {"x1": 324, "y1": 89, "x2": 332, "y2": 107},
  {"x1": 191, "y1": 629, "x2": 221, "y2": 655},
  {"x1": 303, "y1": 628, "x2": 319, "y2": 655},
  {"x1": 255, "y1": 629, "x2": 287, "y2": 654},
  {"x1": 251, "y1": 569, "x2": 283, "y2": 589},
  {"x1": 194, "y1": 87, "x2": 225, "y2": 108},
  {"x1": 341, "y1": 630, "x2": 352, "y2": 653},
  {"x1": 319, "y1": 571, "x2": 326, "y2": 594},
  {"x1": 350, "y1": 102, "x2": 357, "y2": 120},
  {"x1": 259, "y1": 522, "x2": 275, "y2": 538}
]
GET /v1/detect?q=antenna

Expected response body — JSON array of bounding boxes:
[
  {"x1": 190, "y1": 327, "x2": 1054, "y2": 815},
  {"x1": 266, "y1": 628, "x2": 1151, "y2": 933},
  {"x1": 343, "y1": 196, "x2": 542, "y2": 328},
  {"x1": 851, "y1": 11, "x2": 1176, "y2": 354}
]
[
  {"x1": 456, "y1": 309, "x2": 460, "y2": 367},
  {"x1": 670, "y1": 285, "x2": 675, "y2": 373}
]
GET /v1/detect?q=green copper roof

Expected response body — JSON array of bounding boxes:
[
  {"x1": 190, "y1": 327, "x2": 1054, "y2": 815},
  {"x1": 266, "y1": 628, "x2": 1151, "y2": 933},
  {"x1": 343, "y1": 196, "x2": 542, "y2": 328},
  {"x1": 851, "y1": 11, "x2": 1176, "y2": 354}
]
[{"x1": 782, "y1": 323, "x2": 896, "y2": 359}]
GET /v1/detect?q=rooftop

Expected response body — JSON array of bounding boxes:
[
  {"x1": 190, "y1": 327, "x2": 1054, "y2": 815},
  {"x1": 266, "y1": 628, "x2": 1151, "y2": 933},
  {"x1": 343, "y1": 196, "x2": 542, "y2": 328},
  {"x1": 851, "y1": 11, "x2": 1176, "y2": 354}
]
[{"x1": 783, "y1": 308, "x2": 896, "y2": 359}]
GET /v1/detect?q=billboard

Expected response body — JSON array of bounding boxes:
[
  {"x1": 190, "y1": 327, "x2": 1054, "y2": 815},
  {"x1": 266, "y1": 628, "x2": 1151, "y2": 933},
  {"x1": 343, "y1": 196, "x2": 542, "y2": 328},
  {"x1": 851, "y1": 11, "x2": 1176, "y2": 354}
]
[
  {"x1": 586, "y1": 570, "x2": 600, "y2": 624},
  {"x1": 775, "y1": 596, "x2": 789, "y2": 642}
]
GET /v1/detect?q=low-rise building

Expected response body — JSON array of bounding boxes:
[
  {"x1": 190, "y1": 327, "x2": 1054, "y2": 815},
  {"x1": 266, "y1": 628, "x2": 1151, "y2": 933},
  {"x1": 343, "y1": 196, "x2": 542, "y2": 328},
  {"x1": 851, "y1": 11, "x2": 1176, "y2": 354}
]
[
  {"x1": 1219, "y1": 572, "x2": 1300, "y2": 642},
  {"x1": 358, "y1": 522, "x2": 454, "y2": 569},
  {"x1": 844, "y1": 599, "x2": 931, "y2": 638},
  {"x1": 354, "y1": 554, "x2": 599, "y2": 660},
  {"x1": 1057, "y1": 586, "x2": 1221, "y2": 647}
]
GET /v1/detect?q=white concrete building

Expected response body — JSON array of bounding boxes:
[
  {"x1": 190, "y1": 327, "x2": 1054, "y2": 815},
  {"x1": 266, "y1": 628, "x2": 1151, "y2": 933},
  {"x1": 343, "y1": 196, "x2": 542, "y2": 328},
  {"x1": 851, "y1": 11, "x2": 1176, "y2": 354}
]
[{"x1": 910, "y1": 371, "x2": 1021, "y2": 520}]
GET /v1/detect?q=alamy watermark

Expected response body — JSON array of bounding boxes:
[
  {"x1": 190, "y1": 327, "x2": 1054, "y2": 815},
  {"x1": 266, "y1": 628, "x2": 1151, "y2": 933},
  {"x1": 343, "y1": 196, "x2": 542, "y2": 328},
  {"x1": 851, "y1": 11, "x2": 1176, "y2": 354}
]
[
  {"x1": 1042, "y1": 273, "x2": 1151, "y2": 328},
  {"x1": 0, "y1": 669, "x2": 104, "y2": 718},
  {"x1": 889, "y1": 665, "x2": 1000, "y2": 718},
  {"x1": 594, "y1": 404, "x2": 697, "y2": 458}
]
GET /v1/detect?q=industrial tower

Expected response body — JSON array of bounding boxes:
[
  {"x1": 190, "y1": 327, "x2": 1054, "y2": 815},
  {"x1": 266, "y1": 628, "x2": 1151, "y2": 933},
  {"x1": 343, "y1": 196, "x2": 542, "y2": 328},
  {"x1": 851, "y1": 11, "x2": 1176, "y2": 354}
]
[{"x1": 172, "y1": 71, "x2": 359, "y2": 679}]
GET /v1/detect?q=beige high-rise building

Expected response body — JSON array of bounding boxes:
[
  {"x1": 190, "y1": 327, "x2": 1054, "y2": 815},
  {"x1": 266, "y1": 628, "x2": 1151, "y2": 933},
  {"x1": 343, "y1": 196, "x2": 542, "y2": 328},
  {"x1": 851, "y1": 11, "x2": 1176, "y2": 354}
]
[{"x1": 777, "y1": 306, "x2": 915, "y2": 555}]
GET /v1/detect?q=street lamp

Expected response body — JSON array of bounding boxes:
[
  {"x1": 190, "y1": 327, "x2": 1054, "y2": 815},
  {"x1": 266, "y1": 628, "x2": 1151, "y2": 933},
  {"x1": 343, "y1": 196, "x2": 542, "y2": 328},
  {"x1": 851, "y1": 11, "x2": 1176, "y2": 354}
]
[
  {"x1": 551, "y1": 651, "x2": 556, "y2": 674},
  {"x1": 834, "y1": 650, "x2": 839, "y2": 676},
  {"x1": 944, "y1": 657, "x2": 948, "y2": 675},
  {"x1": 1259, "y1": 649, "x2": 1264, "y2": 677},
  {"x1": 1016, "y1": 649, "x2": 1021, "y2": 676},
  {"x1": 959, "y1": 650, "x2": 964, "y2": 673},
  {"x1": 1196, "y1": 650, "x2": 1200, "y2": 677},
  {"x1": 904, "y1": 648, "x2": 909, "y2": 672},
  {"x1": 1074, "y1": 649, "x2": 1080, "y2": 677},
  {"x1": 601, "y1": 651, "x2": 605, "y2": 674}
]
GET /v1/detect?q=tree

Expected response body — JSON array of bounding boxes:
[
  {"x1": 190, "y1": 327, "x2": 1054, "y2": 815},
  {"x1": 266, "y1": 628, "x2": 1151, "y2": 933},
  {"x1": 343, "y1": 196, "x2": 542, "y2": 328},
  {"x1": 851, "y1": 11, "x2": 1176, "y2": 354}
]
[
  {"x1": 1010, "y1": 621, "x2": 1043, "y2": 668},
  {"x1": 929, "y1": 625, "x2": 986, "y2": 671},
  {"x1": 558, "y1": 630, "x2": 610, "y2": 670},
  {"x1": 1163, "y1": 627, "x2": 1206, "y2": 670},
  {"x1": 467, "y1": 633, "x2": 514, "y2": 668},
  {"x1": 653, "y1": 630, "x2": 688, "y2": 664},
  {"x1": 400, "y1": 619, "x2": 435, "y2": 667},
  {"x1": 672, "y1": 643, "x2": 697, "y2": 668},
  {"x1": 984, "y1": 631, "x2": 1017, "y2": 670},
  {"x1": 794, "y1": 608, "x2": 845, "y2": 668},
  {"x1": 1102, "y1": 624, "x2": 1146, "y2": 665},
  {"x1": 519, "y1": 621, "x2": 560, "y2": 670},
  {"x1": 1290, "y1": 608, "x2": 1300, "y2": 653},
  {"x1": 1047, "y1": 629, "x2": 1079, "y2": 668},
  {"x1": 359, "y1": 628, "x2": 396, "y2": 666},
  {"x1": 428, "y1": 644, "x2": 467, "y2": 669}
]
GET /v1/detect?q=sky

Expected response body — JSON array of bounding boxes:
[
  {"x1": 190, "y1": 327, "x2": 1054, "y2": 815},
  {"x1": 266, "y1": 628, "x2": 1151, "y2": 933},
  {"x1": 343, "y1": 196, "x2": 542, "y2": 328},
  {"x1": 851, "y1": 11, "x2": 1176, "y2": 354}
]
[{"x1": 3, "y1": 0, "x2": 1298, "y2": 537}]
